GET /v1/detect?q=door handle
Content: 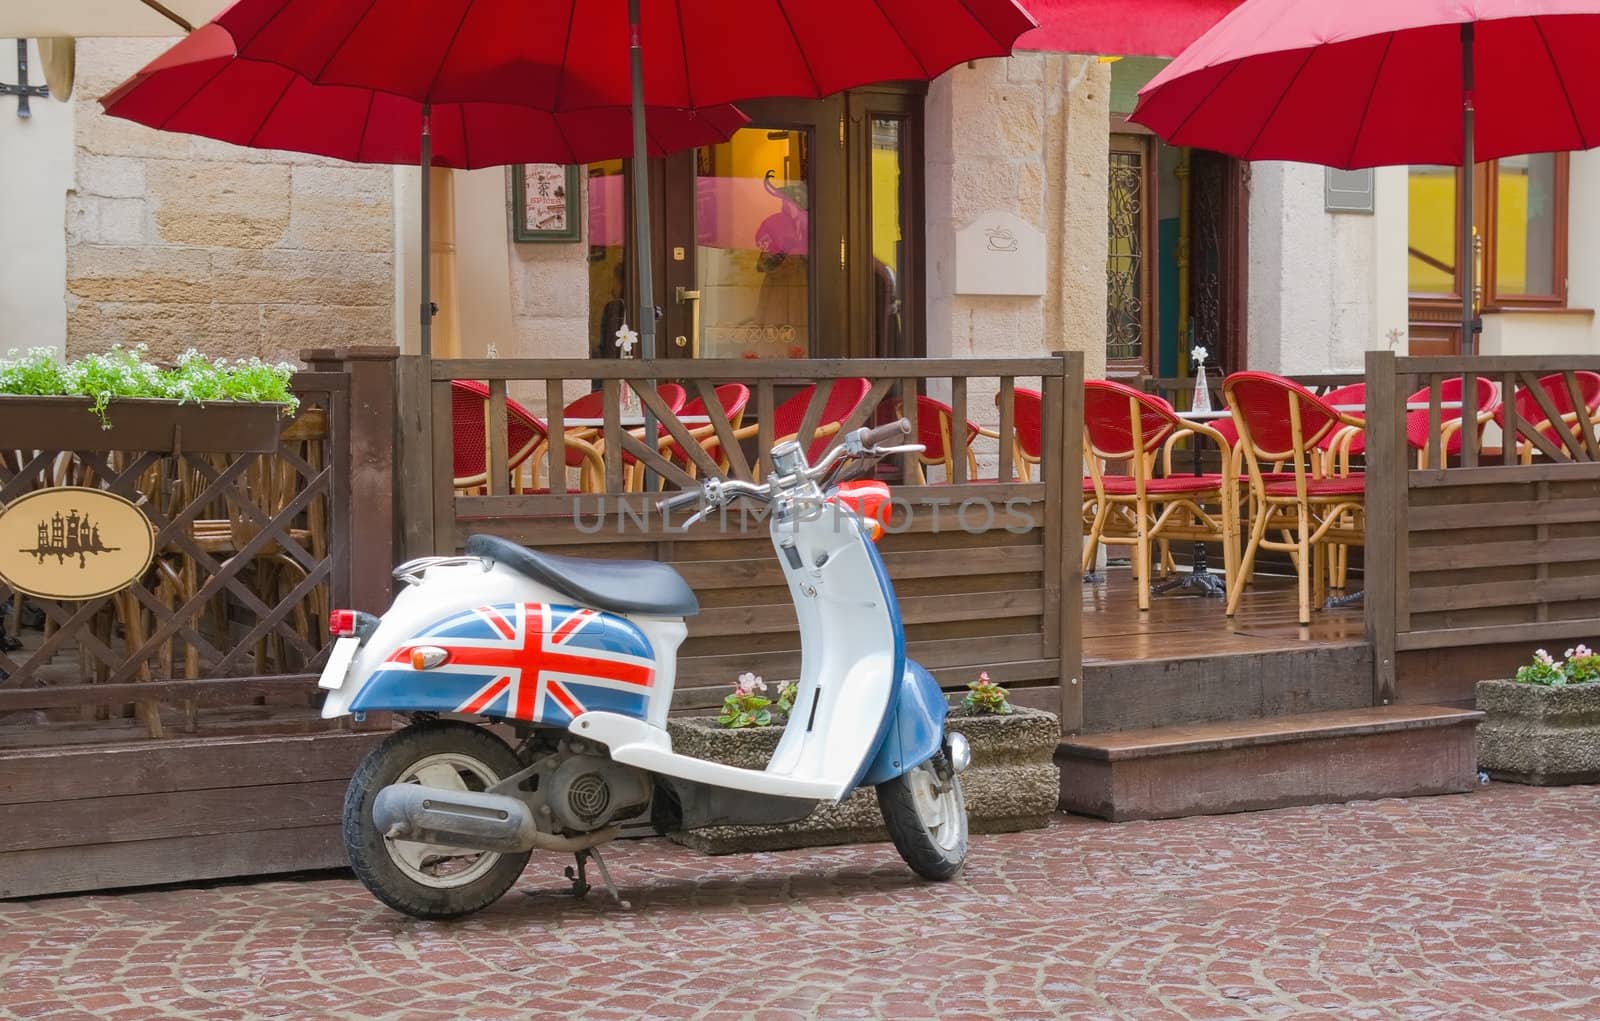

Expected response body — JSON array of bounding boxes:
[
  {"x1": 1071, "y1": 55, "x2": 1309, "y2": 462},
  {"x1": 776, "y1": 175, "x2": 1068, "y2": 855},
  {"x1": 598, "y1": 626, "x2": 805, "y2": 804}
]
[{"x1": 675, "y1": 286, "x2": 702, "y2": 357}]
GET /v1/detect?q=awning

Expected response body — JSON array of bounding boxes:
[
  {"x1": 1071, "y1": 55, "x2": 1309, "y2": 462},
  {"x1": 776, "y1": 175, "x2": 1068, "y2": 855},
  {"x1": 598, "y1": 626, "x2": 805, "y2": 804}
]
[{"x1": 1014, "y1": 0, "x2": 1240, "y2": 57}]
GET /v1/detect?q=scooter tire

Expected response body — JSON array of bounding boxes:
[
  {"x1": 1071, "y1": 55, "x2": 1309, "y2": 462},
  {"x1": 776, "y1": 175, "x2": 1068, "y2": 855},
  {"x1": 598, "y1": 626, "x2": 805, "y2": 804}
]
[
  {"x1": 343, "y1": 720, "x2": 532, "y2": 920},
  {"x1": 876, "y1": 757, "x2": 968, "y2": 881}
]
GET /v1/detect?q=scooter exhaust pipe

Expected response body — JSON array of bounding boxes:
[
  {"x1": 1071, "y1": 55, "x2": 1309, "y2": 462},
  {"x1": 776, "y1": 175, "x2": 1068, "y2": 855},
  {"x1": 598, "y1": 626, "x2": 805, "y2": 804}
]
[{"x1": 372, "y1": 784, "x2": 617, "y2": 855}]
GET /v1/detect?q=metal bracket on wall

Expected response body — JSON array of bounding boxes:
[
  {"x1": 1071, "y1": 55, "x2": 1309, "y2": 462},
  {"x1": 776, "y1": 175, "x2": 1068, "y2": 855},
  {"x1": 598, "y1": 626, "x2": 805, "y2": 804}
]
[{"x1": 2, "y1": 40, "x2": 50, "y2": 119}]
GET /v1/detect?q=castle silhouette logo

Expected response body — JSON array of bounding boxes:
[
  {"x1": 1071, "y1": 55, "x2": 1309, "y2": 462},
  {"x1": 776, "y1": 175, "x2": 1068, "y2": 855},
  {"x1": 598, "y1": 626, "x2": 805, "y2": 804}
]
[{"x1": 0, "y1": 487, "x2": 154, "y2": 601}]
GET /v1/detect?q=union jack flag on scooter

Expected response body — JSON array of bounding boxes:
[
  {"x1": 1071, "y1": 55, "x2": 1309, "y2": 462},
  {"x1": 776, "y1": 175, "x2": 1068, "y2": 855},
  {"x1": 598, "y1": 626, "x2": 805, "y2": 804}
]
[{"x1": 355, "y1": 603, "x2": 657, "y2": 727}]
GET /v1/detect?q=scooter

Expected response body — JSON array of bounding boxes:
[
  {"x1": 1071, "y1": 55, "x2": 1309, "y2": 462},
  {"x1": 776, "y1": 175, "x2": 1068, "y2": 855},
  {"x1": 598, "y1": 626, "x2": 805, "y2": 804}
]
[{"x1": 317, "y1": 418, "x2": 970, "y2": 919}]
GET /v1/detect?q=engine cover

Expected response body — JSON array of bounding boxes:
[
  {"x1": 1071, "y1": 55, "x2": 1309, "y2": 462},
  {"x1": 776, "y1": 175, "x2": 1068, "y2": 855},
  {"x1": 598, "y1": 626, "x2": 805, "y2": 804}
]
[{"x1": 547, "y1": 754, "x2": 652, "y2": 833}]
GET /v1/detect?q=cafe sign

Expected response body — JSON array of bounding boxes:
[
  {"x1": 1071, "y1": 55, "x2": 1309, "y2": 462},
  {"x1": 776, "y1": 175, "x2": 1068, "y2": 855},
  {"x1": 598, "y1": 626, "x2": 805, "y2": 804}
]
[{"x1": 0, "y1": 488, "x2": 155, "y2": 600}]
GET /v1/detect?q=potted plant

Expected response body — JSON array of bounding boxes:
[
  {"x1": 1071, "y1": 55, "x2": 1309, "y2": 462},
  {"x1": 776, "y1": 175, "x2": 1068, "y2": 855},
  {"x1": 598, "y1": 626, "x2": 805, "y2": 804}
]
[
  {"x1": 665, "y1": 671, "x2": 1060, "y2": 855},
  {"x1": 1477, "y1": 645, "x2": 1600, "y2": 785},
  {"x1": 0, "y1": 345, "x2": 299, "y2": 454}
]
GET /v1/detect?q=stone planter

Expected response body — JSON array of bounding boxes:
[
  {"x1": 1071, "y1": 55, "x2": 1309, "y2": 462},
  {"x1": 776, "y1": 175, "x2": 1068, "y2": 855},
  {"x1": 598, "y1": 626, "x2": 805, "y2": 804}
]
[
  {"x1": 665, "y1": 706, "x2": 1061, "y2": 854},
  {"x1": 1477, "y1": 678, "x2": 1600, "y2": 785}
]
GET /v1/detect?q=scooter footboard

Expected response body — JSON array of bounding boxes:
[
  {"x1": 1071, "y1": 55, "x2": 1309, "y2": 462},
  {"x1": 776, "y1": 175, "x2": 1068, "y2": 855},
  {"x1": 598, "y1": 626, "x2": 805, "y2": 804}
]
[{"x1": 856, "y1": 660, "x2": 949, "y2": 788}]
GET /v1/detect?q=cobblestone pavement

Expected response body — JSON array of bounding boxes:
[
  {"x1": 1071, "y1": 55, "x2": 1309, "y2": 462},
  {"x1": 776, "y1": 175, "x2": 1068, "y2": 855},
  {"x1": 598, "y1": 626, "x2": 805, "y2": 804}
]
[{"x1": 4, "y1": 783, "x2": 1599, "y2": 1021}]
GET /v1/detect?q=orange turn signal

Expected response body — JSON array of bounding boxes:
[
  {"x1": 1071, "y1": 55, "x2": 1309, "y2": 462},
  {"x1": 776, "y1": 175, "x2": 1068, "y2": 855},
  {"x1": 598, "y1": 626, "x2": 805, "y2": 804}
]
[{"x1": 410, "y1": 646, "x2": 450, "y2": 670}]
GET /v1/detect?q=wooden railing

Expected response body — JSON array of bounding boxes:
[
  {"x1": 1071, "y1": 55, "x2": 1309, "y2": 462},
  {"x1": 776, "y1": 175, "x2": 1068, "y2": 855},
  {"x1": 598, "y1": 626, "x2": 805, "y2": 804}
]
[
  {"x1": 410, "y1": 355, "x2": 1089, "y2": 731},
  {"x1": 1364, "y1": 351, "x2": 1600, "y2": 706},
  {"x1": 0, "y1": 348, "x2": 396, "y2": 745}
]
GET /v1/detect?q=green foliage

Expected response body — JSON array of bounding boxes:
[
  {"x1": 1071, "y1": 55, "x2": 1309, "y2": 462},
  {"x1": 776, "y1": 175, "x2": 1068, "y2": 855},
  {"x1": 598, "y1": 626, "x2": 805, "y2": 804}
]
[
  {"x1": 1514, "y1": 646, "x2": 1600, "y2": 686},
  {"x1": 0, "y1": 345, "x2": 299, "y2": 428},
  {"x1": 962, "y1": 671, "x2": 1014, "y2": 715},
  {"x1": 718, "y1": 672, "x2": 773, "y2": 729},
  {"x1": 777, "y1": 680, "x2": 799, "y2": 716}
]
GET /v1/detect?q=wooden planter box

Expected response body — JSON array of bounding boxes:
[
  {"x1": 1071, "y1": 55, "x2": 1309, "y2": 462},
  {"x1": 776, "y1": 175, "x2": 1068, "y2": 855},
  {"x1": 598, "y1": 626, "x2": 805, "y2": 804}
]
[
  {"x1": 0, "y1": 395, "x2": 284, "y2": 454},
  {"x1": 664, "y1": 706, "x2": 1061, "y2": 855},
  {"x1": 1477, "y1": 678, "x2": 1600, "y2": 785}
]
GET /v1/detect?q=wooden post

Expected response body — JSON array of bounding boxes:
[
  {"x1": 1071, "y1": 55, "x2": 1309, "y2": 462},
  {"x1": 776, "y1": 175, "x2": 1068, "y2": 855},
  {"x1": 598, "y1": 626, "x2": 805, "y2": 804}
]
[
  {"x1": 1044, "y1": 351, "x2": 1085, "y2": 735},
  {"x1": 1364, "y1": 350, "x2": 1402, "y2": 705},
  {"x1": 301, "y1": 347, "x2": 398, "y2": 614}
]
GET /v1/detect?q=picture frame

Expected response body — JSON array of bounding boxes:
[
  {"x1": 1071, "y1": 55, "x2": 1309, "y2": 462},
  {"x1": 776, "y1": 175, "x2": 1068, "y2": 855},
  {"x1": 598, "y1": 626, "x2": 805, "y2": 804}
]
[{"x1": 511, "y1": 164, "x2": 581, "y2": 243}]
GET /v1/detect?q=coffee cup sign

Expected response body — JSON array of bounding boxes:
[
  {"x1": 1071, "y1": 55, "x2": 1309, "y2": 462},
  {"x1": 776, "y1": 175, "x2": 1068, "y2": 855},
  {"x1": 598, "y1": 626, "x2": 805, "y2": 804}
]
[
  {"x1": 954, "y1": 211, "x2": 1045, "y2": 296},
  {"x1": 0, "y1": 488, "x2": 156, "y2": 600}
]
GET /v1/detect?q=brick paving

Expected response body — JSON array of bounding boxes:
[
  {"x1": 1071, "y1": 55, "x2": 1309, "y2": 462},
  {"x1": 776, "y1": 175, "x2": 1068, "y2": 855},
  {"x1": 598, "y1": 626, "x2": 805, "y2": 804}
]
[{"x1": 3, "y1": 783, "x2": 1599, "y2": 1021}]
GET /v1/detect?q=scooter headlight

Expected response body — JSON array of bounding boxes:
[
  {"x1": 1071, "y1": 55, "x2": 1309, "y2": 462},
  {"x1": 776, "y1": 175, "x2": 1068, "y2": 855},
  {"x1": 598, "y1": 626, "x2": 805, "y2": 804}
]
[{"x1": 944, "y1": 732, "x2": 971, "y2": 774}]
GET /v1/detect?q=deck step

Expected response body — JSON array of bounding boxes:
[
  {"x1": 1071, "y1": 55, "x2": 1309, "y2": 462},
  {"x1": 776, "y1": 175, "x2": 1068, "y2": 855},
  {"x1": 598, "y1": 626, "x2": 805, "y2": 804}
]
[{"x1": 1057, "y1": 705, "x2": 1483, "y2": 821}]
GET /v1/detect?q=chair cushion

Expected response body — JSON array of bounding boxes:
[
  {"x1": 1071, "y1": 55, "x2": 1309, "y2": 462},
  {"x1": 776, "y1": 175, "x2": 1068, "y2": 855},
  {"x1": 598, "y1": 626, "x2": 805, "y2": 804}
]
[
  {"x1": 465, "y1": 534, "x2": 699, "y2": 617},
  {"x1": 1263, "y1": 476, "x2": 1365, "y2": 497},
  {"x1": 1086, "y1": 474, "x2": 1226, "y2": 495}
]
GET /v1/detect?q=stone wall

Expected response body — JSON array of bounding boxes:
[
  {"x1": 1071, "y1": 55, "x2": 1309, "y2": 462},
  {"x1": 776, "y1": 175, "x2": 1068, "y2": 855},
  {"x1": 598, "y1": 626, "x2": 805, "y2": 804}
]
[
  {"x1": 64, "y1": 39, "x2": 394, "y2": 364},
  {"x1": 926, "y1": 54, "x2": 1110, "y2": 384}
]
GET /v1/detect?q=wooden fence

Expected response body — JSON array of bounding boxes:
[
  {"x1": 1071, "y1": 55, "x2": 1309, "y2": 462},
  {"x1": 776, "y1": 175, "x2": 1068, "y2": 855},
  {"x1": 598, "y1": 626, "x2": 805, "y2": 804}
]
[
  {"x1": 408, "y1": 355, "x2": 1088, "y2": 729},
  {"x1": 0, "y1": 348, "x2": 396, "y2": 897},
  {"x1": 1364, "y1": 352, "x2": 1600, "y2": 707}
]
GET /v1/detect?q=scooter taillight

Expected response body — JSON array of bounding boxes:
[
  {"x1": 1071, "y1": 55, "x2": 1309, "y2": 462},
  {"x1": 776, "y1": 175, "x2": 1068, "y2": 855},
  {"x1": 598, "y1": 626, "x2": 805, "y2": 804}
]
[{"x1": 329, "y1": 609, "x2": 379, "y2": 639}]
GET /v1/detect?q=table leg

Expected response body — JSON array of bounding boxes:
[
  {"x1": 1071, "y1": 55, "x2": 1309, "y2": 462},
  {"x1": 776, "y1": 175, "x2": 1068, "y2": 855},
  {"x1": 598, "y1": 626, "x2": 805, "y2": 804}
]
[{"x1": 1152, "y1": 427, "x2": 1226, "y2": 598}]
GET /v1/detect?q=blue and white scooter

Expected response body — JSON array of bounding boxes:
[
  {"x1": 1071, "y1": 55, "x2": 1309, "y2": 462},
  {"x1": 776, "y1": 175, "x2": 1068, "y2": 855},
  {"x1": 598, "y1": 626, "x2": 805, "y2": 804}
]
[{"x1": 318, "y1": 419, "x2": 970, "y2": 919}]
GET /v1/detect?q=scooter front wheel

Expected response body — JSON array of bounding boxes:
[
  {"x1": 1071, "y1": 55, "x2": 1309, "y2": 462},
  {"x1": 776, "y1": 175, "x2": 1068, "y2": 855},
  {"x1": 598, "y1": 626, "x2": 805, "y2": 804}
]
[
  {"x1": 343, "y1": 720, "x2": 531, "y2": 919},
  {"x1": 876, "y1": 755, "x2": 967, "y2": 881}
]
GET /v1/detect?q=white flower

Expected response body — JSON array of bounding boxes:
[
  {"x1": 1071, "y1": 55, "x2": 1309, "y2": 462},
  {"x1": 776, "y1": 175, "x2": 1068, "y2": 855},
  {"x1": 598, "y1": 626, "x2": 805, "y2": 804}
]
[
  {"x1": 1535, "y1": 649, "x2": 1556, "y2": 666},
  {"x1": 736, "y1": 671, "x2": 766, "y2": 695},
  {"x1": 1191, "y1": 345, "x2": 1209, "y2": 365},
  {"x1": 614, "y1": 322, "x2": 639, "y2": 358}
]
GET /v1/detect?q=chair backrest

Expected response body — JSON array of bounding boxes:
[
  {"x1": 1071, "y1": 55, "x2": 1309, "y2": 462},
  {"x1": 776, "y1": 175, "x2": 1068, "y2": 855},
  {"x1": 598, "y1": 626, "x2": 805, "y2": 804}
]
[
  {"x1": 656, "y1": 383, "x2": 688, "y2": 414},
  {"x1": 451, "y1": 379, "x2": 546, "y2": 480},
  {"x1": 1082, "y1": 379, "x2": 1182, "y2": 462},
  {"x1": 1504, "y1": 370, "x2": 1600, "y2": 425},
  {"x1": 1400, "y1": 375, "x2": 1500, "y2": 450},
  {"x1": 1314, "y1": 383, "x2": 1367, "y2": 451},
  {"x1": 562, "y1": 390, "x2": 605, "y2": 420},
  {"x1": 1224, "y1": 371, "x2": 1344, "y2": 461},
  {"x1": 679, "y1": 383, "x2": 751, "y2": 420},
  {"x1": 671, "y1": 383, "x2": 753, "y2": 464},
  {"x1": 773, "y1": 378, "x2": 874, "y2": 458},
  {"x1": 895, "y1": 394, "x2": 979, "y2": 463},
  {"x1": 1006, "y1": 388, "x2": 1045, "y2": 461}
]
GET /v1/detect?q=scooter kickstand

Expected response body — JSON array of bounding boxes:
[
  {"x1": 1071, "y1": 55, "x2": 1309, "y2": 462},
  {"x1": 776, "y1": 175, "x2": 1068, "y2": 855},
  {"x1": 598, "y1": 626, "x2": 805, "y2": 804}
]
[
  {"x1": 586, "y1": 846, "x2": 631, "y2": 910},
  {"x1": 563, "y1": 850, "x2": 592, "y2": 898}
]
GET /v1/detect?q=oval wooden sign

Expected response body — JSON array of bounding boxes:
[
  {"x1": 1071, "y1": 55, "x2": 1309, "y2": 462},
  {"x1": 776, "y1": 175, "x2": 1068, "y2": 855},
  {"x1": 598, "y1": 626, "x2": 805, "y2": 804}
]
[{"x1": 0, "y1": 487, "x2": 155, "y2": 600}]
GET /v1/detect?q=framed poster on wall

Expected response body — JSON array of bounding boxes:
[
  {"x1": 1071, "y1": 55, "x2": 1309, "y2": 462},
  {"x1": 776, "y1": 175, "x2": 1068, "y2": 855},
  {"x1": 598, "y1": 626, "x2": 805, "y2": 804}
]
[{"x1": 511, "y1": 164, "x2": 580, "y2": 242}]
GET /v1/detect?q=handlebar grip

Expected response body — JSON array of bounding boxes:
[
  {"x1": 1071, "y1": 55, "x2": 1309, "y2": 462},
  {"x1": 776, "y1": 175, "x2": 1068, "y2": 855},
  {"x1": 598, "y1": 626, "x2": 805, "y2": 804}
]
[
  {"x1": 657, "y1": 489, "x2": 703, "y2": 514},
  {"x1": 860, "y1": 418, "x2": 913, "y2": 447}
]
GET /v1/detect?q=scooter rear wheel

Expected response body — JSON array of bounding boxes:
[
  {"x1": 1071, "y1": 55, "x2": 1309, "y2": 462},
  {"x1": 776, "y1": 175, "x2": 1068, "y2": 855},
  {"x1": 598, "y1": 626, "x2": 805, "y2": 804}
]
[
  {"x1": 876, "y1": 756, "x2": 968, "y2": 881},
  {"x1": 343, "y1": 720, "x2": 531, "y2": 919}
]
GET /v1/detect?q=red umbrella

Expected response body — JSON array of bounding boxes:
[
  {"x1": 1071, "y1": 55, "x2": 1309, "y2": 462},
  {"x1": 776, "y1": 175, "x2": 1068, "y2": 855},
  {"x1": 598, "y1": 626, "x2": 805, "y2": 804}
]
[
  {"x1": 1131, "y1": 0, "x2": 1600, "y2": 352},
  {"x1": 100, "y1": 25, "x2": 749, "y2": 168},
  {"x1": 194, "y1": 0, "x2": 1037, "y2": 360},
  {"x1": 1015, "y1": 0, "x2": 1240, "y2": 58}
]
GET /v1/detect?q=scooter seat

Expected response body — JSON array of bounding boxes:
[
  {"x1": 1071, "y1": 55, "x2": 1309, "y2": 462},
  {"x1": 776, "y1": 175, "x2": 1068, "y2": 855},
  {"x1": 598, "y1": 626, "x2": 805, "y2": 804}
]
[{"x1": 465, "y1": 534, "x2": 700, "y2": 617}]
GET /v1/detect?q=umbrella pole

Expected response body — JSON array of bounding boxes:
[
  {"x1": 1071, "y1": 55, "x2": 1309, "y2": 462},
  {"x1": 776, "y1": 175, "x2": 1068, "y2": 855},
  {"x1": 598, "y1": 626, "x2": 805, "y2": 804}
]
[
  {"x1": 1460, "y1": 23, "x2": 1476, "y2": 357},
  {"x1": 420, "y1": 103, "x2": 434, "y2": 362},
  {"x1": 630, "y1": 0, "x2": 660, "y2": 492}
]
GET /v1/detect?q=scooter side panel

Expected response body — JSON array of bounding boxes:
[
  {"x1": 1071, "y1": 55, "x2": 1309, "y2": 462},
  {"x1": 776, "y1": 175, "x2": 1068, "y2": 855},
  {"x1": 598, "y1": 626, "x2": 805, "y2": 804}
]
[
  {"x1": 857, "y1": 659, "x2": 949, "y2": 788},
  {"x1": 349, "y1": 602, "x2": 657, "y2": 726}
]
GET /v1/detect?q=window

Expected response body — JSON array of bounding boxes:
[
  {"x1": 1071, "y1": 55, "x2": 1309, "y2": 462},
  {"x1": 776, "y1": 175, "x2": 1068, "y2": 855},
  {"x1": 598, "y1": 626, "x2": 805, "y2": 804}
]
[{"x1": 1407, "y1": 154, "x2": 1568, "y2": 309}]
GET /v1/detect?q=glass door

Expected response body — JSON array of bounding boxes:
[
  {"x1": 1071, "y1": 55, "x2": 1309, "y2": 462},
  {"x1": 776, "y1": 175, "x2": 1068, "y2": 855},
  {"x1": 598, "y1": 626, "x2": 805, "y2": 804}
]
[{"x1": 663, "y1": 99, "x2": 847, "y2": 361}]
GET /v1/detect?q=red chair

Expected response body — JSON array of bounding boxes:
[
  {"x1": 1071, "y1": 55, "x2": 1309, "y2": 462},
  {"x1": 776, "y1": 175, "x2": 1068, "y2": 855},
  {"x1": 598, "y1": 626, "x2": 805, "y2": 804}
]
[
  {"x1": 894, "y1": 394, "x2": 981, "y2": 483},
  {"x1": 1002, "y1": 387, "x2": 1045, "y2": 481},
  {"x1": 1224, "y1": 372, "x2": 1366, "y2": 624},
  {"x1": 725, "y1": 379, "x2": 874, "y2": 474},
  {"x1": 1082, "y1": 380, "x2": 1236, "y2": 611},
  {"x1": 451, "y1": 380, "x2": 604, "y2": 492},
  {"x1": 1497, "y1": 371, "x2": 1600, "y2": 462},
  {"x1": 663, "y1": 383, "x2": 752, "y2": 477},
  {"x1": 1332, "y1": 376, "x2": 1501, "y2": 469}
]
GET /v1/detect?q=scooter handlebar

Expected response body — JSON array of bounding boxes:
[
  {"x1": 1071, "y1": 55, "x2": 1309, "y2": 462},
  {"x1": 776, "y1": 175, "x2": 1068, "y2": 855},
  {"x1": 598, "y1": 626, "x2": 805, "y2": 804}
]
[
  {"x1": 657, "y1": 488, "x2": 704, "y2": 514},
  {"x1": 858, "y1": 418, "x2": 912, "y2": 447}
]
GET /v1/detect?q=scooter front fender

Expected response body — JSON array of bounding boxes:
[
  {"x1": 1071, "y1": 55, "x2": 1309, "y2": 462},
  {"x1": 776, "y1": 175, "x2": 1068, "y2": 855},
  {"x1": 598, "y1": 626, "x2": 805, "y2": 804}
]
[{"x1": 856, "y1": 659, "x2": 949, "y2": 788}]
